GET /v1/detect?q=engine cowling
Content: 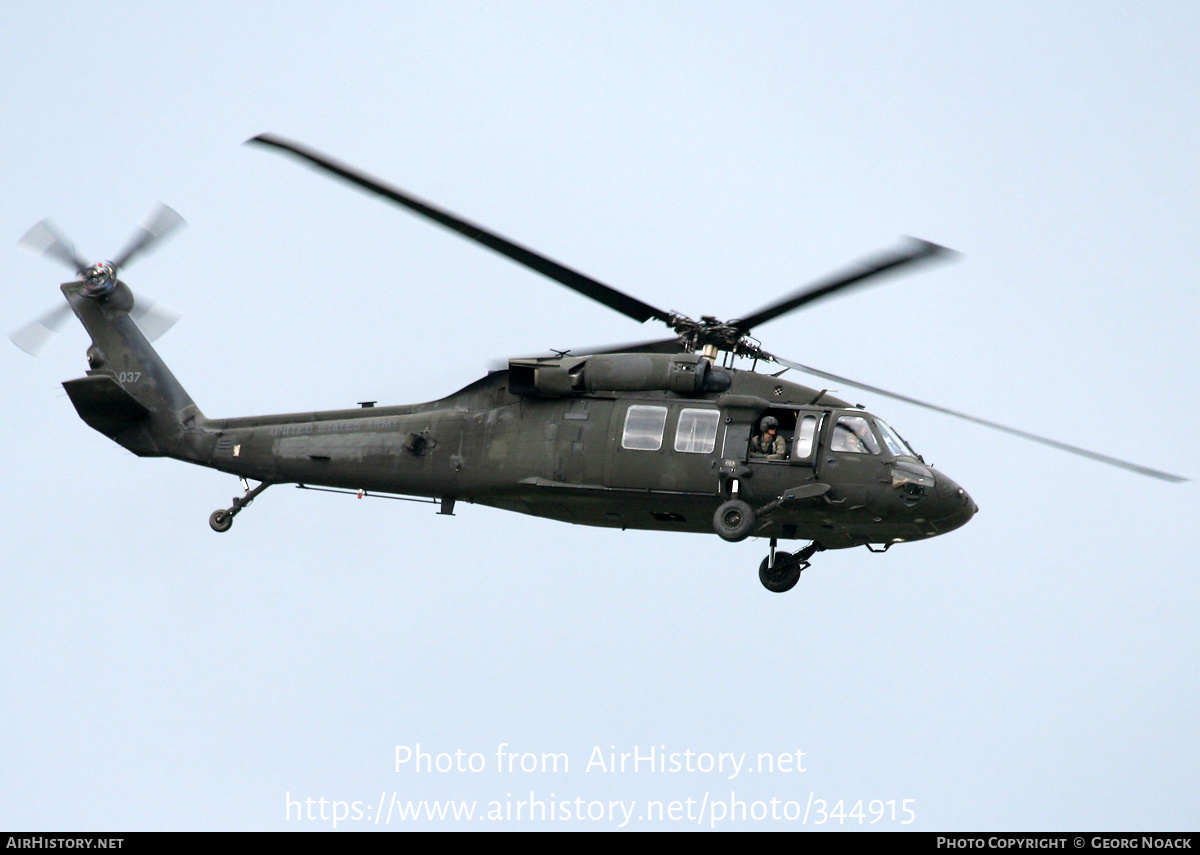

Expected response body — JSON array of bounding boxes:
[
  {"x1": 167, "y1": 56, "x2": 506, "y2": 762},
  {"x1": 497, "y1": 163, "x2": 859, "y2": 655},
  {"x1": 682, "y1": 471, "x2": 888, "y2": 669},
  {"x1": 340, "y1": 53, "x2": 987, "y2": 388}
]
[{"x1": 507, "y1": 352, "x2": 731, "y2": 397}]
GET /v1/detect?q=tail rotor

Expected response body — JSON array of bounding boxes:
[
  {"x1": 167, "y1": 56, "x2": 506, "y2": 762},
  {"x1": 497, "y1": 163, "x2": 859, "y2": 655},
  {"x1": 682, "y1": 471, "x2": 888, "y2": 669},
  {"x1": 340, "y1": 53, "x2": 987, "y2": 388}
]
[{"x1": 11, "y1": 204, "x2": 185, "y2": 356}]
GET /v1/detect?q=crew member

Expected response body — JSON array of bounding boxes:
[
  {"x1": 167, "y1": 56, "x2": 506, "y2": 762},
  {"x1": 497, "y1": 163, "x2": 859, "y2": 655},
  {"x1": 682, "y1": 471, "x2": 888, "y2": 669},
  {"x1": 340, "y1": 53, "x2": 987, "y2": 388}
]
[{"x1": 750, "y1": 415, "x2": 787, "y2": 460}]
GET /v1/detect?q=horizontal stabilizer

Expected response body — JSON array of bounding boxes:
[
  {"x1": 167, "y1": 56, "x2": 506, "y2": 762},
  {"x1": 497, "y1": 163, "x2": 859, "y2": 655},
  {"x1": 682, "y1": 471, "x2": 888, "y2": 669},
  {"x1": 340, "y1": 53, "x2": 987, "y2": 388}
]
[{"x1": 63, "y1": 375, "x2": 150, "y2": 435}]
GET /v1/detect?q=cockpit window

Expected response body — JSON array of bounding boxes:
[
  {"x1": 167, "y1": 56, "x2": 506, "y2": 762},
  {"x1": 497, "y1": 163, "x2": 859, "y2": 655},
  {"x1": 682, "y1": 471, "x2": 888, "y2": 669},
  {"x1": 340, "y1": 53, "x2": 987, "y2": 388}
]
[
  {"x1": 831, "y1": 415, "x2": 881, "y2": 454},
  {"x1": 875, "y1": 418, "x2": 918, "y2": 458}
]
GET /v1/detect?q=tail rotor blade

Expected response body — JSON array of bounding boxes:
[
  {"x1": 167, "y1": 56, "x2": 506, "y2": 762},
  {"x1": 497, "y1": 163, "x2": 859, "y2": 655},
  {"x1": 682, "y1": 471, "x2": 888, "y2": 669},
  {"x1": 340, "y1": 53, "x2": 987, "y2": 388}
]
[
  {"x1": 110, "y1": 203, "x2": 185, "y2": 270},
  {"x1": 9, "y1": 303, "x2": 74, "y2": 356},
  {"x1": 129, "y1": 292, "x2": 182, "y2": 341},
  {"x1": 15, "y1": 207, "x2": 184, "y2": 356},
  {"x1": 18, "y1": 220, "x2": 89, "y2": 275}
]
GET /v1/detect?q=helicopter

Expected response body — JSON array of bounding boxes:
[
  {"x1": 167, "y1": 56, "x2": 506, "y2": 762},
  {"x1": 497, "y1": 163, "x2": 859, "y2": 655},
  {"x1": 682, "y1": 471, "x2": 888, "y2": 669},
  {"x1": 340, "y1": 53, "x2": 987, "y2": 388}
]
[{"x1": 11, "y1": 134, "x2": 1187, "y2": 593}]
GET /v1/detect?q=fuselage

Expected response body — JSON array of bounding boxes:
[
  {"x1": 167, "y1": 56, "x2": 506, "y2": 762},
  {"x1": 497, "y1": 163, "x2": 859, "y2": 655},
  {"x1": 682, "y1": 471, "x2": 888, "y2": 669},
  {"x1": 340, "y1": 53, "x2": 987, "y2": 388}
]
[{"x1": 192, "y1": 359, "x2": 976, "y2": 549}]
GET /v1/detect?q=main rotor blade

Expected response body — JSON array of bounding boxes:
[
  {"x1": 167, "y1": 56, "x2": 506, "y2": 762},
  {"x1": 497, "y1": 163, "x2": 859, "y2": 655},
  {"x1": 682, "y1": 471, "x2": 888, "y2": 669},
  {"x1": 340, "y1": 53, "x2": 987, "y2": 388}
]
[
  {"x1": 765, "y1": 351, "x2": 1188, "y2": 483},
  {"x1": 533, "y1": 337, "x2": 686, "y2": 359},
  {"x1": 18, "y1": 220, "x2": 89, "y2": 275},
  {"x1": 733, "y1": 238, "x2": 957, "y2": 332},
  {"x1": 488, "y1": 337, "x2": 685, "y2": 370},
  {"x1": 110, "y1": 203, "x2": 185, "y2": 270},
  {"x1": 248, "y1": 133, "x2": 674, "y2": 326},
  {"x1": 9, "y1": 303, "x2": 73, "y2": 356}
]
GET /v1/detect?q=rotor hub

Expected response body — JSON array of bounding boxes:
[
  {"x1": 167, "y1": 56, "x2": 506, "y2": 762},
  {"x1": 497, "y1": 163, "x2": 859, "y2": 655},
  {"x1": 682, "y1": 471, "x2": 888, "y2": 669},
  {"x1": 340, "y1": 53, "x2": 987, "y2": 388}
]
[
  {"x1": 668, "y1": 313, "x2": 765, "y2": 360},
  {"x1": 80, "y1": 262, "x2": 117, "y2": 299}
]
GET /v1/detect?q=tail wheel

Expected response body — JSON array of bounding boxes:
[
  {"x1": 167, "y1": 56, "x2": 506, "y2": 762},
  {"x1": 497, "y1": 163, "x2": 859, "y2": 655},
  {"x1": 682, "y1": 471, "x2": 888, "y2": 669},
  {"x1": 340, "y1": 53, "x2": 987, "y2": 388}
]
[{"x1": 209, "y1": 510, "x2": 233, "y2": 533}]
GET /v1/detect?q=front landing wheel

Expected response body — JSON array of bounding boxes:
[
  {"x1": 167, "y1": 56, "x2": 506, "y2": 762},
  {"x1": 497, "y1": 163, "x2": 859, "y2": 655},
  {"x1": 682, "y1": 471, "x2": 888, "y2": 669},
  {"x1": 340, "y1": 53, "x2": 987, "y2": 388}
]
[
  {"x1": 759, "y1": 553, "x2": 801, "y2": 593},
  {"x1": 209, "y1": 510, "x2": 233, "y2": 533},
  {"x1": 713, "y1": 499, "x2": 755, "y2": 542}
]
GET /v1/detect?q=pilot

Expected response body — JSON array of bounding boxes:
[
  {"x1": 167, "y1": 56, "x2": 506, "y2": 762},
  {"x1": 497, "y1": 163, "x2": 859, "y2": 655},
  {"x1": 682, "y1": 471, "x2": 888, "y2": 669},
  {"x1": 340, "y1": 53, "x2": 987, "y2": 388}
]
[{"x1": 750, "y1": 415, "x2": 787, "y2": 460}]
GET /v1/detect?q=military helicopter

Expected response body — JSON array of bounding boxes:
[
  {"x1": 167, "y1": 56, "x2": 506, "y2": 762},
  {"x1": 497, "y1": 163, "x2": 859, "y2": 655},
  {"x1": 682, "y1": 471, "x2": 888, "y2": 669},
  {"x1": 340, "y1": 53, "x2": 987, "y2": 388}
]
[{"x1": 12, "y1": 134, "x2": 1187, "y2": 592}]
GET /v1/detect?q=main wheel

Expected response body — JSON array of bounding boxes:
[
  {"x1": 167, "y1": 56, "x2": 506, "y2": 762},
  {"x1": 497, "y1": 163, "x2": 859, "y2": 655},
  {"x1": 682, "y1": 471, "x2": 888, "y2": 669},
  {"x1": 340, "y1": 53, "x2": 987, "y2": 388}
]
[
  {"x1": 209, "y1": 510, "x2": 233, "y2": 533},
  {"x1": 759, "y1": 553, "x2": 801, "y2": 593},
  {"x1": 713, "y1": 499, "x2": 755, "y2": 542}
]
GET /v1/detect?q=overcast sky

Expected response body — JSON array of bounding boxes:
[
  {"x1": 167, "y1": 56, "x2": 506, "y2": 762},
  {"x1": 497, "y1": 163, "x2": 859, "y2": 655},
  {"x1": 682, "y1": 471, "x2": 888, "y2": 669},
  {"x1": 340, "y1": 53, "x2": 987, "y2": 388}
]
[{"x1": 3, "y1": 1, "x2": 1198, "y2": 831}]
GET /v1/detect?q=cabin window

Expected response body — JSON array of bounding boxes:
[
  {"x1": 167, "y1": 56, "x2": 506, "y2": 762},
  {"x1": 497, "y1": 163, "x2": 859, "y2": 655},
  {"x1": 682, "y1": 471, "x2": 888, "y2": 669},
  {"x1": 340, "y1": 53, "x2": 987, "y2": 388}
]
[
  {"x1": 674, "y1": 408, "x2": 720, "y2": 454},
  {"x1": 621, "y1": 405, "x2": 668, "y2": 451},
  {"x1": 792, "y1": 414, "x2": 819, "y2": 459},
  {"x1": 831, "y1": 415, "x2": 881, "y2": 454}
]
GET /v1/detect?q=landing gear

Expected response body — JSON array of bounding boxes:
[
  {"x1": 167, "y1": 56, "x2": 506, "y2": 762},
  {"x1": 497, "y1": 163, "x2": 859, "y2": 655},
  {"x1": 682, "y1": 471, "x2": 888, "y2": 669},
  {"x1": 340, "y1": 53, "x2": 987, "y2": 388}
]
[
  {"x1": 713, "y1": 499, "x2": 755, "y2": 542},
  {"x1": 759, "y1": 552, "x2": 801, "y2": 593},
  {"x1": 208, "y1": 479, "x2": 271, "y2": 533},
  {"x1": 758, "y1": 539, "x2": 824, "y2": 593}
]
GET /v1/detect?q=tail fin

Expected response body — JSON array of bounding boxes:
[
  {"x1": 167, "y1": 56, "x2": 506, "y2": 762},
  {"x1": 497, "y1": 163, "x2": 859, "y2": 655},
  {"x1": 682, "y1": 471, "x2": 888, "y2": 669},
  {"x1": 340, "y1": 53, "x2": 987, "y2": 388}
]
[{"x1": 60, "y1": 279, "x2": 205, "y2": 458}]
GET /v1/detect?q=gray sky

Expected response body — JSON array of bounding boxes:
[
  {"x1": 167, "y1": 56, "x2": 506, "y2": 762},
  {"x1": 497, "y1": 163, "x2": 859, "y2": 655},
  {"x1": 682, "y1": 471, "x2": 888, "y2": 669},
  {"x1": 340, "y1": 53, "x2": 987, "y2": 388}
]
[{"x1": 3, "y1": 1, "x2": 1198, "y2": 831}]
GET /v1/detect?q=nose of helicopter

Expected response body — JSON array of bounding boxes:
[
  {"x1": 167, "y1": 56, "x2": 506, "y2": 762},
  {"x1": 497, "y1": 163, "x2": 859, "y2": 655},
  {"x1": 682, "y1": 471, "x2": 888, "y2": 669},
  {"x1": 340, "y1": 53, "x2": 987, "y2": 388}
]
[{"x1": 931, "y1": 470, "x2": 978, "y2": 533}]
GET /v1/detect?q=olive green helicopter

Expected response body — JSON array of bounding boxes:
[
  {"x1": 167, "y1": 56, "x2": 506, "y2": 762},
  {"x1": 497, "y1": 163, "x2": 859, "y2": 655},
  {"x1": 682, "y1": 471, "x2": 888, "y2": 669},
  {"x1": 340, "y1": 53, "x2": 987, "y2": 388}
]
[{"x1": 12, "y1": 134, "x2": 1187, "y2": 592}]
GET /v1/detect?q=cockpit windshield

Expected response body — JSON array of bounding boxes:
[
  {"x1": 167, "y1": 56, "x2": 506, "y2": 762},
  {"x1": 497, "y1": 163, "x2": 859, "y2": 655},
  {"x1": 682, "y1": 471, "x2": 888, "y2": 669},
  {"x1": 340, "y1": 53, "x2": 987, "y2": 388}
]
[
  {"x1": 875, "y1": 418, "x2": 918, "y2": 458},
  {"x1": 831, "y1": 415, "x2": 881, "y2": 454}
]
